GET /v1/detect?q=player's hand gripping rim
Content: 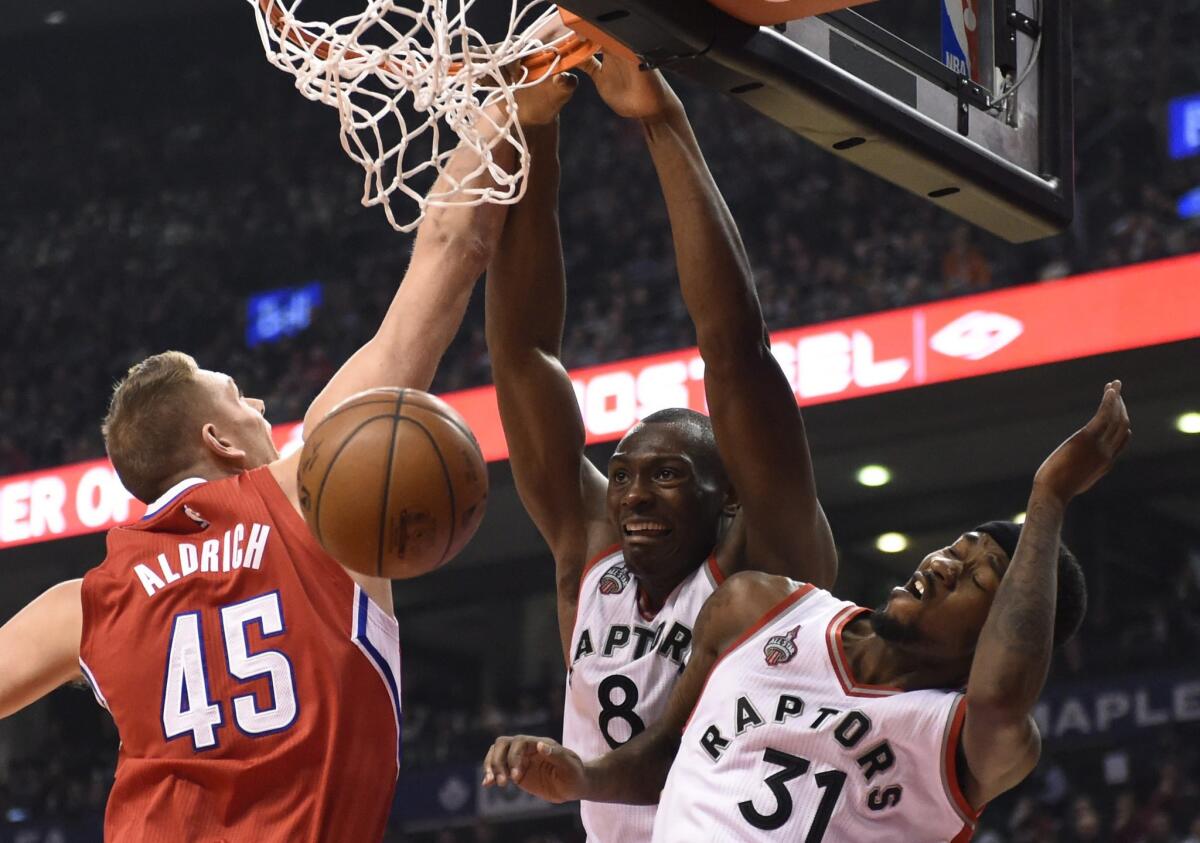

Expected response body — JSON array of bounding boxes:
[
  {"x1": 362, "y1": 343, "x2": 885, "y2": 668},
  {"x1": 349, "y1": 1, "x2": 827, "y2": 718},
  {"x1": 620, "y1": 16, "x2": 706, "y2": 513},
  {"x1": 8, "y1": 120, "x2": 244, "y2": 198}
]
[{"x1": 482, "y1": 735, "x2": 586, "y2": 804}]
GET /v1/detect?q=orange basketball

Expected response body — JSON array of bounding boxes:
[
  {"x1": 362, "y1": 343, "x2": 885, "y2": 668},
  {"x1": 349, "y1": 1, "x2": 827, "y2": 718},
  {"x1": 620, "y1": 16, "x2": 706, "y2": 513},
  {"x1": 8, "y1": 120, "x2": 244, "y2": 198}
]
[{"x1": 297, "y1": 387, "x2": 488, "y2": 579}]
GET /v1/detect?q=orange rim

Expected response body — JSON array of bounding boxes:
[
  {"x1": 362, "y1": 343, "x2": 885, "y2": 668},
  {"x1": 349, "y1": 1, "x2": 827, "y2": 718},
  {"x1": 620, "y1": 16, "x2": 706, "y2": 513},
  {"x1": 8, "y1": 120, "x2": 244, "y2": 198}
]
[{"x1": 258, "y1": 0, "x2": 599, "y2": 83}]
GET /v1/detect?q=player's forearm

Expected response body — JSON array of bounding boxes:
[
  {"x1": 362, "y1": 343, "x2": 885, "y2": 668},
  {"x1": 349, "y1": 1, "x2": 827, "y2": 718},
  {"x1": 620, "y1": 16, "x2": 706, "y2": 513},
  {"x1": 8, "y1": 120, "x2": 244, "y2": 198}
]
[
  {"x1": 484, "y1": 120, "x2": 583, "y2": 480},
  {"x1": 641, "y1": 104, "x2": 766, "y2": 364},
  {"x1": 302, "y1": 127, "x2": 517, "y2": 430},
  {"x1": 483, "y1": 121, "x2": 596, "y2": 559},
  {"x1": 966, "y1": 490, "x2": 1064, "y2": 716},
  {"x1": 408, "y1": 119, "x2": 519, "y2": 286},
  {"x1": 484, "y1": 122, "x2": 565, "y2": 361},
  {"x1": 370, "y1": 120, "x2": 519, "y2": 363},
  {"x1": 581, "y1": 727, "x2": 680, "y2": 805}
]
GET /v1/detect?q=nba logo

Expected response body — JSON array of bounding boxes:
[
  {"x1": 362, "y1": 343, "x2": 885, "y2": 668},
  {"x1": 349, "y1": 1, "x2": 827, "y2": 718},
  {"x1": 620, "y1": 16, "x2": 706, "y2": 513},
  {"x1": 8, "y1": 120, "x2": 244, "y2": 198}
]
[{"x1": 941, "y1": 0, "x2": 982, "y2": 82}]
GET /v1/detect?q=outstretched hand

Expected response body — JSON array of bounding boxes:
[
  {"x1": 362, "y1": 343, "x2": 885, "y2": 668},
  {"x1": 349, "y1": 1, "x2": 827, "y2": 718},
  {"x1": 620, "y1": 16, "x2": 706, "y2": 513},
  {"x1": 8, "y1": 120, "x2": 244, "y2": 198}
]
[
  {"x1": 482, "y1": 735, "x2": 587, "y2": 804},
  {"x1": 579, "y1": 53, "x2": 681, "y2": 121},
  {"x1": 1033, "y1": 381, "x2": 1131, "y2": 503}
]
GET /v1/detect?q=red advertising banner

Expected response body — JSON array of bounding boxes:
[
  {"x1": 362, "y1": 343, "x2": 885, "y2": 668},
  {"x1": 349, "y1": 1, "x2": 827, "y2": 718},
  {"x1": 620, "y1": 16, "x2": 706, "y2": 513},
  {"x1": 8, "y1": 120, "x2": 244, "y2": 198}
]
[{"x1": 3, "y1": 254, "x2": 1199, "y2": 549}]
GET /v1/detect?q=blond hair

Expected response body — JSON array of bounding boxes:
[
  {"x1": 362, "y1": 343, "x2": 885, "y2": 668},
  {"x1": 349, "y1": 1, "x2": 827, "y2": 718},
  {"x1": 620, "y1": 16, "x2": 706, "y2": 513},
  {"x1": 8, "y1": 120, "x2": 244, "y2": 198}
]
[{"x1": 102, "y1": 351, "x2": 206, "y2": 503}]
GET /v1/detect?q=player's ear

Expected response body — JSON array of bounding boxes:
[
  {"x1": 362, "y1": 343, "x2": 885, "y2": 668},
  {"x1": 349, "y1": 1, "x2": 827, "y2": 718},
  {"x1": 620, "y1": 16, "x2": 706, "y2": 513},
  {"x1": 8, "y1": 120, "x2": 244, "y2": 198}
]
[
  {"x1": 201, "y1": 423, "x2": 248, "y2": 463},
  {"x1": 721, "y1": 483, "x2": 739, "y2": 517}
]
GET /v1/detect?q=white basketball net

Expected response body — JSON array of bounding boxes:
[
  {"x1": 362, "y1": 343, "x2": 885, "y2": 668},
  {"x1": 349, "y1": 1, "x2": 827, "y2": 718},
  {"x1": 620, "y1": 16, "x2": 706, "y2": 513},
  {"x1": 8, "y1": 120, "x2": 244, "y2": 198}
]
[{"x1": 248, "y1": 0, "x2": 571, "y2": 231}]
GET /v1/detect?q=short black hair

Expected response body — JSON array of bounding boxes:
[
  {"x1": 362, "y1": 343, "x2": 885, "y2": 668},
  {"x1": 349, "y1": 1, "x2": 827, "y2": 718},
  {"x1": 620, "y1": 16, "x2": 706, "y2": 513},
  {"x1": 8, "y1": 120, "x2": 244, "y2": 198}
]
[
  {"x1": 975, "y1": 520, "x2": 1087, "y2": 648},
  {"x1": 637, "y1": 408, "x2": 726, "y2": 483}
]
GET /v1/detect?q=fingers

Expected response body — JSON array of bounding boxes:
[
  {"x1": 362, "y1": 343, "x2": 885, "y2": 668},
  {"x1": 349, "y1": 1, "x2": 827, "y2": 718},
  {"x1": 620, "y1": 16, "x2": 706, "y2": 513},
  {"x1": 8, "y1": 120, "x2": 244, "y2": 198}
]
[
  {"x1": 553, "y1": 71, "x2": 580, "y2": 92},
  {"x1": 577, "y1": 54, "x2": 602, "y2": 77},
  {"x1": 506, "y1": 736, "x2": 539, "y2": 782},
  {"x1": 1092, "y1": 380, "x2": 1132, "y2": 456},
  {"x1": 482, "y1": 736, "x2": 544, "y2": 787},
  {"x1": 482, "y1": 736, "x2": 512, "y2": 787}
]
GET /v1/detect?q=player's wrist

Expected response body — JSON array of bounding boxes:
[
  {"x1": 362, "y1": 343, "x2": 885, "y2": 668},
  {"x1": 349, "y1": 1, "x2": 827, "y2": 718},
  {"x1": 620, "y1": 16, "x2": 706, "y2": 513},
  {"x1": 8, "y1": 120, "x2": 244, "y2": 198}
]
[
  {"x1": 637, "y1": 95, "x2": 686, "y2": 127},
  {"x1": 577, "y1": 759, "x2": 602, "y2": 801},
  {"x1": 1026, "y1": 485, "x2": 1070, "y2": 516}
]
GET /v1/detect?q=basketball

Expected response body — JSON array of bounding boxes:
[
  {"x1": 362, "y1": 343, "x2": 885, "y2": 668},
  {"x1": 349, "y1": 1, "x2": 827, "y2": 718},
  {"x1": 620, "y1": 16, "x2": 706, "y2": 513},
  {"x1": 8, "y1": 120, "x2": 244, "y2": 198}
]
[{"x1": 296, "y1": 387, "x2": 488, "y2": 579}]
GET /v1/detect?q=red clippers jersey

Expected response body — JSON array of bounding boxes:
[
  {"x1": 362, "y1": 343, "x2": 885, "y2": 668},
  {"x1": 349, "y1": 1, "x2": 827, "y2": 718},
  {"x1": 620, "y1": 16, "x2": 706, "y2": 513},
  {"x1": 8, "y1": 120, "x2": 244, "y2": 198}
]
[{"x1": 79, "y1": 468, "x2": 402, "y2": 843}]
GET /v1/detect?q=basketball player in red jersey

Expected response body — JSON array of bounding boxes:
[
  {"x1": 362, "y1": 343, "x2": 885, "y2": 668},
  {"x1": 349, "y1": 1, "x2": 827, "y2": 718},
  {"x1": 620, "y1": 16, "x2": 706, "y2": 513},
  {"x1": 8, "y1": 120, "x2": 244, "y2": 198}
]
[
  {"x1": 486, "y1": 384, "x2": 1129, "y2": 841},
  {"x1": 0, "y1": 75, "x2": 580, "y2": 842},
  {"x1": 485, "y1": 56, "x2": 838, "y2": 841}
]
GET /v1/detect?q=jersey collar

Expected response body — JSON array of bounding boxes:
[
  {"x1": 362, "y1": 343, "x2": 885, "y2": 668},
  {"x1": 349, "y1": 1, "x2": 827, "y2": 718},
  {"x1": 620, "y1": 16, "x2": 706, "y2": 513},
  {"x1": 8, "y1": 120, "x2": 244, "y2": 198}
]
[{"x1": 142, "y1": 477, "x2": 208, "y2": 519}]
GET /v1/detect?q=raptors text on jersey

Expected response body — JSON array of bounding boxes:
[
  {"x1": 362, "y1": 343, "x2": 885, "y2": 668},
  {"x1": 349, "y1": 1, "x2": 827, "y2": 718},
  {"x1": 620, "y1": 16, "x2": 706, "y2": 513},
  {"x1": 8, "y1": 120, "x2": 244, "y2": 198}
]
[
  {"x1": 653, "y1": 585, "x2": 980, "y2": 843},
  {"x1": 79, "y1": 469, "x2": 402, "y2": 843},
  {"x1": 563, "y1": 547, "x2": 724, "y2": 843}
]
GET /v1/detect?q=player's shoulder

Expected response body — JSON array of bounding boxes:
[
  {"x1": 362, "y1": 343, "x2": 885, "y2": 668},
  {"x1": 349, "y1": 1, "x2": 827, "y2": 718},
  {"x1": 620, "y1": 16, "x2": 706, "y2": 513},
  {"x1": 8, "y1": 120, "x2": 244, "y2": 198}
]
[
  {"x1": 710, "y1": 570, "x2": 799, "y2": 612},
  {"x1": 696, "y1": 571, "x2": 803, "y2": 653}
]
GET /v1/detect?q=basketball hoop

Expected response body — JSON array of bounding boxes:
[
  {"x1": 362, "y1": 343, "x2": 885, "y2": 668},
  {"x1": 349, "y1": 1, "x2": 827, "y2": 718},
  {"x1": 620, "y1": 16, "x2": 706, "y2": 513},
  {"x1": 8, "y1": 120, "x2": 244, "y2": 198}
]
[{"x1": 248, "y1": 0, "x2": 599, "y2": 231}]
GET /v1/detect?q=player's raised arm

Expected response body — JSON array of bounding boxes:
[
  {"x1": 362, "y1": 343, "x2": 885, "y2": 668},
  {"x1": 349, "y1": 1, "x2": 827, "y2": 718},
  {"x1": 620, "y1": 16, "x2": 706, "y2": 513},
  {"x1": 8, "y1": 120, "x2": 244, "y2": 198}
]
[
  {"x1": 481, "y1": 571, "x2": 781, "y2": 804},
  {"x1": 960, "y1": 382, "x2": 1130, "y2": 807},
  {"x1": 300, "y1": 67, "x2": 574, "y2": 433},
  {"x1": 583, "y1": 58, "x2": 836, "y2": 588},
  {"x1": 300, "y1": 119, "x2": 513, "y2": 433},
  {"x1": 0, "y1": 580, "x2": 83, "y2": 718},
  {"x1": 484, "y1": 71, "x2": 614, "y2": 659}
]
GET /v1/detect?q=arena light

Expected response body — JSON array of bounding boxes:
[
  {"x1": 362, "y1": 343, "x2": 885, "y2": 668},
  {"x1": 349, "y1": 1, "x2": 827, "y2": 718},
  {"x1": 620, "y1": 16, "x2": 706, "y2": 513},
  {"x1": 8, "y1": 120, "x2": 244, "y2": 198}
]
[
  {"x1": 1168, "y1": 94, "x2": 1200, "y2": 160},
  {"x1": 1176, "y1": 412, "x2": 1200, "y2": 435},
  {"x1": 875, "y1": 532, "x2": 909, "y2": 553},
  {"x1": 1013, "y1": 512, "x2": 1027, "y2": 524},
  {"x1": 1178, "y1": 187, "x2": 1200, "y2": 220},
  {"x1": 856, "y1": 465, "x2": 892, "y2": 487}
]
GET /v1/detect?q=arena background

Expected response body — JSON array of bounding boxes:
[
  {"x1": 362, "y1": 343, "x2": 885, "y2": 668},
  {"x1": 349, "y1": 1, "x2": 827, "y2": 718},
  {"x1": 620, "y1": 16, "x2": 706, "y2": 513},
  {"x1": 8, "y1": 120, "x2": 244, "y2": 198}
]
[{"x1": 2, "y1": 0, "x2": 1199, "y2": 840}]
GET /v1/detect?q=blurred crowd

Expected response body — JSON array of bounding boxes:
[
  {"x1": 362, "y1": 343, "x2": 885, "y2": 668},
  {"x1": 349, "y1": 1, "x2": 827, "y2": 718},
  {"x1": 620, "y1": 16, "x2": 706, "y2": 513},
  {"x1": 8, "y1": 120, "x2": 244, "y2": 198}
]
[{"x1": 2, "y1": 0, "x2": 1199, "y2": 476}]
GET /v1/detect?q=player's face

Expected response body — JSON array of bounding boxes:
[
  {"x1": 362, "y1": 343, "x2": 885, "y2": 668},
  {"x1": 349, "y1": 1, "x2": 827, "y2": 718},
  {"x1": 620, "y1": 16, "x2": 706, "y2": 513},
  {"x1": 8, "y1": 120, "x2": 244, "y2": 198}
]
[
  {"x1": 605, "y1": 425, "x2": 727, "y2": 584},
  {"x1": 196, "y1": 370, "x2": 279, "y2": 468},
  {"x1": 873, "y1": 531, "x2": 1010, "y2": 660}
]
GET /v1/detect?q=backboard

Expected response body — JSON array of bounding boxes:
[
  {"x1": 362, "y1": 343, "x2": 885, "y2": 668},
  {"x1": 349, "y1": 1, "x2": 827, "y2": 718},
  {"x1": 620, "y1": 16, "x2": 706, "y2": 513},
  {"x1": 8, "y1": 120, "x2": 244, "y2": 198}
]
[{"x1": 562, "y1": 0, "x2": 1073, "y2": 243}]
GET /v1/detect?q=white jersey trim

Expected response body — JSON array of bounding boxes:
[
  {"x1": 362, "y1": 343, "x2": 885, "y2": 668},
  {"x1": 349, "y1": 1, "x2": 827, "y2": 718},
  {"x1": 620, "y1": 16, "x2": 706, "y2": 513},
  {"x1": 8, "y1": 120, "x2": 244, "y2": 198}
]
[
  {"x1": 78, "y1": 657, "x2": 109, "y2": 711},
  {"x1": 142, "y1": 477, "x2": 208, "y2": 518},
  {"x1": 350, "y1": 585, "x2": 403, "y2": 774}
]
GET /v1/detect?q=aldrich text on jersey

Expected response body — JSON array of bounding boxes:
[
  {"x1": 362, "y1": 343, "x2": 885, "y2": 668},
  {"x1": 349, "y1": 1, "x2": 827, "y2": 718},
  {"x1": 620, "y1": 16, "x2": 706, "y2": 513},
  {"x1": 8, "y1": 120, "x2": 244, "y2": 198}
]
[{"x1": 133, "y1": 522, "x2": 271, "y2": 597}]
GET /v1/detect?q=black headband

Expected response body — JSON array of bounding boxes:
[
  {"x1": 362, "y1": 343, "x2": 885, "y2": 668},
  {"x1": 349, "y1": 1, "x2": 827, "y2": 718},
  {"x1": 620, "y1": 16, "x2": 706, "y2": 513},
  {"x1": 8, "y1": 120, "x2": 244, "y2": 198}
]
[{"x1": 973, "y1": 520, "x2": 1022, "y2": 561}]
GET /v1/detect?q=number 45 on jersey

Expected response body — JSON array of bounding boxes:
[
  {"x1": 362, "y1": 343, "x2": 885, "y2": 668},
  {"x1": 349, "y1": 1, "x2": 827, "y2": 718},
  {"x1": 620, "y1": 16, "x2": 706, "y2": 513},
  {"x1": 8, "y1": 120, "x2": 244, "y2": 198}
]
[{"x1": 162, "y1": 591, "x2": 298, "y2": 750}]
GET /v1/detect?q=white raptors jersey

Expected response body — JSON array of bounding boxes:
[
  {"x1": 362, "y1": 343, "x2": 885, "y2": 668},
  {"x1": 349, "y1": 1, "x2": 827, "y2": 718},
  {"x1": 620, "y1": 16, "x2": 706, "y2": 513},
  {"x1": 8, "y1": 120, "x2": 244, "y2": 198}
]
[
  {"x1": 563, "y1": 546, "x2": 724, "y2": 843},
  {"x1": 654, "y1": 584, "x2": 980, "y2": 843}
]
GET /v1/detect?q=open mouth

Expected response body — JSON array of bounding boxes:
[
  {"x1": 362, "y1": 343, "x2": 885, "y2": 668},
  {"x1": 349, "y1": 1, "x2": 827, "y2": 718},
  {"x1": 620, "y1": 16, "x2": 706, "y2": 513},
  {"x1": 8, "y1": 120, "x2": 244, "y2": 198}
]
[
  {"x1": 623, "y1": 520, "x2": 672, "y2": 539},
  {"x1": 904, "y1": 571, "x2": 930, "y2": 600}
]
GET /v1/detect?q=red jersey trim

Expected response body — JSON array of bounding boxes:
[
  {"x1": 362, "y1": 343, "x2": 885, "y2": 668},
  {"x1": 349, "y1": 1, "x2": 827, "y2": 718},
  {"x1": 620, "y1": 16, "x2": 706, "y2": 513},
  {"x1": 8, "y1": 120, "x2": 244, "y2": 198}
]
[
  {"x1": 682, "y1": 582, "x2": 816, "y2": 732},
  {"x1": 824, "y1": 606, "x2": 905, "y2": 698},
  {"x1": 705, "y1": 554, "x2": 726, "y2": 588},
  {"x1": 565, "y1": 543, "x2": 623, "y2": 666},
  {"x1": 580, "y1": 543, "x2": 623, "y2": 584},
  {"x1": 942, "y1": 694, "x2": 983, "y2": 827}
]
